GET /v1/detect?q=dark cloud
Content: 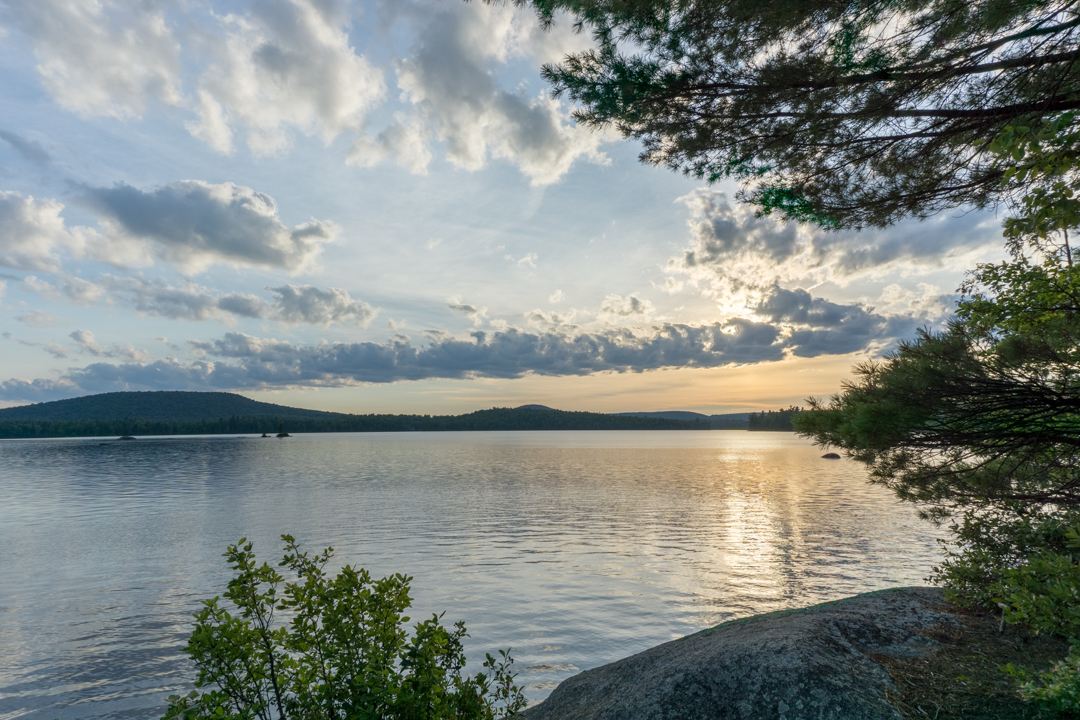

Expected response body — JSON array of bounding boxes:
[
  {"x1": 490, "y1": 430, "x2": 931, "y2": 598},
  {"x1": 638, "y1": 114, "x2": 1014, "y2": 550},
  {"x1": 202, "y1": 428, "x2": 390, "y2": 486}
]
[
  {"x1": 682, "y1": 191, "x2": 800, "y2": 267},
  {"x1": 268, "y1": 285, "x2": 375, "y2": 326},
  {"x1": 0, "y1": 287, "x2": 936, "y2": 403},
  {"x1": 753, "y1": 286, "x2": 924, "y2": 357},
  {"x1": 0, "y1": 130, "x2": 52, "y2": 166},
  {"x1": 81, "y1": 181, "x2": 336, "y2": 273},
  {"x1": 1, "y1": 320, "x2": 786, "y2": 401}
]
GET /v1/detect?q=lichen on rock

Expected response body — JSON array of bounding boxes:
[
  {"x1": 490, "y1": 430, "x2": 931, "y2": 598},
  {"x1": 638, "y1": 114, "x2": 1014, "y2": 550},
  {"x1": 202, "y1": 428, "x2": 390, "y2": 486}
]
[{"x1": 522, "y1": 587, "x2": 957, "y2": 720}]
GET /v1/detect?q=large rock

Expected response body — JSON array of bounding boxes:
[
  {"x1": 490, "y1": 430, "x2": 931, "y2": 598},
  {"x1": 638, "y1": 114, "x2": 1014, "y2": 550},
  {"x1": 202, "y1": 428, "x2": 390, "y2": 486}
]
[{"x1": 524, "y1": 587, "x2": 957, "y2": 720}]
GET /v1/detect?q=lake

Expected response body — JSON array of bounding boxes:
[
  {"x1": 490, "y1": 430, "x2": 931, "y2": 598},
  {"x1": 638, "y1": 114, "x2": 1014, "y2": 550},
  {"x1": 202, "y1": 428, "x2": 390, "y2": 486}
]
[{"x1": 0, "y1": 430, "x2": 944, "y2": 719}]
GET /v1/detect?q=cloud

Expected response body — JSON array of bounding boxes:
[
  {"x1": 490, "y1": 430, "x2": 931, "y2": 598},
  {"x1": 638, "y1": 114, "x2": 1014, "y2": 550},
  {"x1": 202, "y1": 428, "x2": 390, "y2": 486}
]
[
  {"x1": 525, "y1": 308, "x2": 578, "y2": 330},
  {"x1": 0, "y1": 192, "x2": 88, "y2": 272},
  {"x1": 0, "y1": 377, "x2": 81, "y2": 403},
  {"x1": 69, "y1": 329, "x2": 150, "y2": 362},
  {"x1": 4, "y1": 0, "x2": 183, "y2": 119},
  {"x1": 599, "y1": 294, "x2": 653, "y2": 317},
  {"x1": 15, "y1": 309, "x2": 62, "y2": 328},
  {"x1": 23, "y1": 274, "x2": 374, "y2": 327},
  {"x1": 670, "y1": 189, "x2": 1003, "y2": 303},
  {"x1": 752, "y1": 286, "x2": 923, "y2": 358},
  {"x1": 549, "y1": 289, "x2": 564, "y2": 303},
  {"x1": 4, "y1": 332, "x2": 68, "y2": 359},
  {"x1": 81, "y1": 181, "x2": 337, "y2": 273},
  {"x1": 7, "y1": 0, "x2": 610, "y2": 184},
  {"x1": 268, "y1": 284, "x2": 376, "y2": 326},
  {"x1": 0, "y1": 130, "x2": 52, "y2": 166},
  {"x1": 0, "y1": 289, "x2": 929, "y2": 401},
  {"x1": 1, "y1": 182, "x2": 337, "y2": 275},
  {"x1": 69, "y1": 329, "x2": 105, "y2": 355},
  {"x1": 447, "y1": 296, "x2": 488, "y2": 326},
  {"x1": 189, "y1": 0, "x2": 385, "y2": 155},
  {"x1": 355, "y1": 2, "x2": 612, "y2": 184}
]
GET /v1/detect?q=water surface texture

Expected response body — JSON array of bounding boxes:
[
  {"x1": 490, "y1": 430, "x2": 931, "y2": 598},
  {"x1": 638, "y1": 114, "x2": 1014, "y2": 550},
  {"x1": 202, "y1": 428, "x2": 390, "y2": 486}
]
[{"x1": 0, "y1": 431, "x2": 943, "y2": 719}]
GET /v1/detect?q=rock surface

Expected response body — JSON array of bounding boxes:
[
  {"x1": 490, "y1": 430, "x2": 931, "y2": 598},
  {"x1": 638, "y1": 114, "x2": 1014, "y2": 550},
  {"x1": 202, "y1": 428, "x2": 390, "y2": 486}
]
[{"x1": 523, "y1": 587, "x2": 957, "y2": 720}]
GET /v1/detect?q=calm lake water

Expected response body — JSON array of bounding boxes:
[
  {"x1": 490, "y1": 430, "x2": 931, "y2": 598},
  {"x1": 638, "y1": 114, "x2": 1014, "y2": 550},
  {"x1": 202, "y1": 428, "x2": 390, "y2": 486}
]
[{"x1": 0, "y1": 430, "x2": 944, "y2": 719}]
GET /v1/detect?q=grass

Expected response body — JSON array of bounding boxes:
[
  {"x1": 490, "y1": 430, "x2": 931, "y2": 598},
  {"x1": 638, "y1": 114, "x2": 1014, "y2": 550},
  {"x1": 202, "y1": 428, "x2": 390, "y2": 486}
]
[{"x1": 875, "y1": 604, "x2": 1071, "y2": 719}]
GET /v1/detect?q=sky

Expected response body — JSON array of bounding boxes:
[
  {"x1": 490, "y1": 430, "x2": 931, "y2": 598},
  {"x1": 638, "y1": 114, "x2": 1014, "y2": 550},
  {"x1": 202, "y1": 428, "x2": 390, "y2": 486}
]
[{"x1": 0, "y1": 0, "x2": 1009, "y2": 415}]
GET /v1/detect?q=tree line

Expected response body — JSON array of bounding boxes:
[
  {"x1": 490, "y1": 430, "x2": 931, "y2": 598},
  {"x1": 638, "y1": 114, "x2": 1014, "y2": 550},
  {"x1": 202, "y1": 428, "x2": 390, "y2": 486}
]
[
  {"x1": 0, "y1": 407, "x2": 707, "y2": 439},
  {"x1": 747, "y1": 406, "x2": 803, "y2": 432}
]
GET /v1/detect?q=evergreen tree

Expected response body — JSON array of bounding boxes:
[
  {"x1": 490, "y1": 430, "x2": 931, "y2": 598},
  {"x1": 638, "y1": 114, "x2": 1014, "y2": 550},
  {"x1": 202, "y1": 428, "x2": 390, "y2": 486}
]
[{"x1": 511, "y1": 0, "x2": 1080, "y2": 228}]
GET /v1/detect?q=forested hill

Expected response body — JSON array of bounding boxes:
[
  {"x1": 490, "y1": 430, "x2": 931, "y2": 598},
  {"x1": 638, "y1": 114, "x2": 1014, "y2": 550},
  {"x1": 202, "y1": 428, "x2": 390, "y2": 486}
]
[
  {"x1": 0, "y1": 391, "x2": 339, "y2": 423},
  {"x1": 617, "y1": 411, "x2": 750, "y2": 429},
  {"x1": 0, "y1": 392, "x2": 708, "y2": 438}
]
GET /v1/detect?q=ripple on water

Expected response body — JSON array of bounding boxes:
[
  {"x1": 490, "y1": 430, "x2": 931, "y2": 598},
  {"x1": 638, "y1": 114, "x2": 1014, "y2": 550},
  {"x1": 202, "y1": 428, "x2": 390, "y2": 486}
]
[{"x1": 0, "y1": 431, "x2": 943, "y2": 719}]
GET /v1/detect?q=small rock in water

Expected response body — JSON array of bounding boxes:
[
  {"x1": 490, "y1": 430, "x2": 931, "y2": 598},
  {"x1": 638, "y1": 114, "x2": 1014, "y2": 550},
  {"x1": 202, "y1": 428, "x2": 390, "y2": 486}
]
[{"x1": 821, "y1": 452, "x2": 841, "y2": 459}]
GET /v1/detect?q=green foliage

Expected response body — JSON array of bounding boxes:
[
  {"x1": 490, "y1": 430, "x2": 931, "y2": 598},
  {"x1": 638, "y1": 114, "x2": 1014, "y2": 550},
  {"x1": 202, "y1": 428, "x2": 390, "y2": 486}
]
[
  {"x1": 998, "y1": 526, "x2": 1080, "y2": 637},
  {"x1": 0, "y1": 400, "x2": 707, "y2": 439},
  {"x1": 1004, "y1": 645, "x2": 1080, "y2": 716},
  {"x1": 0, "y1": 391, "x2": 339, "y2": 424},
  {"x1": 929, "y1": 509, "x2": 1080, "y2": 609},
  {"x1": 161, "y1": 536, "x2": 526, "y2": 720},
  {"x1": 747, "y1": 406, "x2": 802, "y2": 432},
  {"x1": 795, "y1": 114, "x2": 1080, "y2": 715},
  {"x1": 507, "y1": 0, "x2": 1080, "y2": 228},
  {"x1": 793, "y1": 116, "x2": 1080, "y2": 519},
  {"x1": 997, "y1": 525, "x2": 1080, "y2": 717}
]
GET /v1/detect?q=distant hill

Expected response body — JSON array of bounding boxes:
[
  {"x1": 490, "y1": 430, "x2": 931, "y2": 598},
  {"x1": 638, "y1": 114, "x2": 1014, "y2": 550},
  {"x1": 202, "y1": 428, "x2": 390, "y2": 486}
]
[
  {"x1": 0, "y1": 391, "x2": 338, "y2": 423},
  {"x1": 0, "y1": 392, "x2": 709, "y2": 439},
  {"x1": 617, "y1": 411, "x2": 750, "y2": 430}
]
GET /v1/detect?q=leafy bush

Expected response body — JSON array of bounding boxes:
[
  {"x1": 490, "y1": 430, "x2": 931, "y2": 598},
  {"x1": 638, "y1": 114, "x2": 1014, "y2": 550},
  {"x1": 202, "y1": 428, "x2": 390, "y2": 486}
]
[
  {"x1": 929, "y1": 508, "x2": 1080, "y2": 609},
  {"x1": 1004, "y1": 645, "x2": 1080, "y2": 716},
  {"x1": 161, "y1": 536, "x2": 526, "y2": 720},
  {"x1": 993, "y1": 527, "x2": 1080, "y2": 716}
]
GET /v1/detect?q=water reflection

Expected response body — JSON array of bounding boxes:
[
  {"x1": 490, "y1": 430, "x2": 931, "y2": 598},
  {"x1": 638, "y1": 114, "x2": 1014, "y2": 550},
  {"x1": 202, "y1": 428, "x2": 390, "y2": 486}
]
[{"x1": 0, "y1": 431, "x2": 943, "y2": 719}]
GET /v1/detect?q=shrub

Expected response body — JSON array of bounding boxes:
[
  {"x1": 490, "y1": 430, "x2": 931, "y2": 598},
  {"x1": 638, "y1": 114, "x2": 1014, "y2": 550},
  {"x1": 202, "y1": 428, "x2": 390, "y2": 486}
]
[
  {"x1": 929, "y1": 508, "x2": 1080, "y2": 609},
  {"x1": 161, "y1": 535, "x2": 526, "y2": 720},
  {"x1": 996, "y1": 527, "x2": 1080, "y2": 716}
]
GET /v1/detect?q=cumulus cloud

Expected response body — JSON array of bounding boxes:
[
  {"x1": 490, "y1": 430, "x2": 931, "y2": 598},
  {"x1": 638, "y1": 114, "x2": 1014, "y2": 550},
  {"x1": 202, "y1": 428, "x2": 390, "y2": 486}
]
[
  {"x1": 23, "y1": 275, "x2": 375, "y2": 327},
  {"x1": 0, "y1": 288, "x2": 933, "y2": 402},
  {"x1": 525, "y1": 308, "x2": 579, "y2": 330},
  {"x1": 752, "y1": 286, "x2": 921, "y2": 357},
  {"x1": 4, "y1": 0, "x2": 183, "y2": 118},
  {"x1": 0, "y1": 192, "x2": 88, "y2": 272},
  {"x1": 69, "y1": 329, "x2": 149, "y2": 362},
  {"x1": 7, "y1": 0, "x2": 610, "y2": 184},
  {"x1": 670, "y1": 189, "x2": 1002, "y2": 304},
  {"x1": 0, "y1": 182, "x2": 337, "y2": 275},
  {"x1": 268, "y1": 284, "x2": 375, "y2": 326},
  {"x1": 447, "y1": 296, "x2": 488, "y2": 326},
  {"x1": 599, "y1": 294, "x2": 653, "y2": 318},
  {"x1": 189, "y1": 0, "x2": 385, "y2": 155},
  {"x1": 353, "y1": 3, "x2": 612, "y2": 184},
  {"x1": 81, "y1": 181, "x2": 337, "y2": 273}
]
